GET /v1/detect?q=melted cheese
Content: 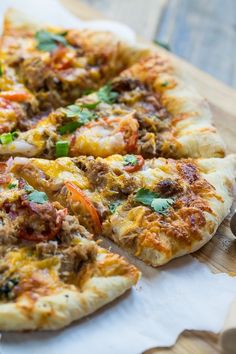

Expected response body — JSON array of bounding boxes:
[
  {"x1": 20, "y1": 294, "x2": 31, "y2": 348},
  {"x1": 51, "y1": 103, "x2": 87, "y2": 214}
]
[{"x1": 31, "y1": 158, "x2": 90, "y2": 189}]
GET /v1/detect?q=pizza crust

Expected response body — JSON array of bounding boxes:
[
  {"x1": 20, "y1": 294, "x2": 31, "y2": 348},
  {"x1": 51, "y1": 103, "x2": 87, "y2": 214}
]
[
  {"x1": 0, "y1": 245, "x2": 140, "y2": 331},
  {"x1": 161, "y1": 79, "x2": 226, "y2": 158},
  {"x1": 103, "y1": 155, "x2": 235, "y2": 267},
  {"x1": 122, "y1": 54, "x2": 226, "y2": 158},
  {"x1": 136, "y1": 155, "x2": 235, "y2": 266},
  {"x1": 1, "y1": 10, "x2": 225, "y2": 161}
]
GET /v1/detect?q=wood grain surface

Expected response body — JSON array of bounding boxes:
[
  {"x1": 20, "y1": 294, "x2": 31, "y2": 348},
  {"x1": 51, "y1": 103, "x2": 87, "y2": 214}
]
[
  {"x1": 156, "y1": 0, "x2": 236, "y2": 89},
  {"x1": 74, "y1": 0, "x2": 236, "y2": 89},
  {"x1": 60, "y1": 1, "x2": 236, "y2": 352}
]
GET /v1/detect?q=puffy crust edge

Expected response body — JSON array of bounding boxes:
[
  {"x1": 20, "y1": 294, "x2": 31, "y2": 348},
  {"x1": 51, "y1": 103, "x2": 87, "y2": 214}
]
[
  {"x1": 158, "y1": 63, "x2": 225, "y2": 158},
  {"x1": 0, "y1": 250, "x2": 140, "y2": 331},
  {"x1": 127, "y1": 51, "x2": 226, "y2": 158},
  {"x1": 161, "y1": 81, "x2": 226, "y2": 158},
  {"x1": 122, "y1": 155, "x2": 236, "y2": 266}
]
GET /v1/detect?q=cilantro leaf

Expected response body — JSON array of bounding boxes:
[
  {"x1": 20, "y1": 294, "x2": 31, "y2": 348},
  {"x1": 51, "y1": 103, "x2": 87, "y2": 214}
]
[
  {"x1": 24, "y1": 183, "x2": 34, "y2": 193},
  {"x1": 76, "y1": 111, "x2": 97, "y2": 126},
  {"x1": 123, "y1": 155, "x2": 138, "y2": 166},
  {"x1": 0, "y1": 63, "x2": 3, "y2": 77},
  {"x1": 59, "y1": 105, "x2": 97, "y2": 134},
  {"x1": 135, "y1": 188, "x2": 158, "y2": 206},
  {"x1": 35, "y1": 30, "x2": 68, "y2": 52},
  {"x1": 62, "y1": 105, "x2": 82, "y2": 118},
  {"x1": 80, "y1": 101, "x2": 100, "y2": 110},
  {"x1": 151, "y1": 198, "x2": 174, "y2": 215},
  {"x1": 7, "y1": 182, "x2": 18, "y2": 190},
  {"x1": 27, "y1": 190, "x2": 48, "y2": 204},
  {"x1": 97, "y1": 84, "x2": 118, "y2": 104},
  {"x1": 109, "y1": 201, "x2": 122, "y2": 214},
  {"x1": 135, "y1": 188, "x2": 174, "y2": 215},
  {"x1": 58, "y1": 121, "x2": 81, "y2": 135}
]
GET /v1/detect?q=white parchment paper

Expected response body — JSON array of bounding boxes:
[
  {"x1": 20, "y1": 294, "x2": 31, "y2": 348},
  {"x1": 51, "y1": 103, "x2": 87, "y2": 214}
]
[{"x1": 0, "y1": 1, "x2": 236, "y2": 353}]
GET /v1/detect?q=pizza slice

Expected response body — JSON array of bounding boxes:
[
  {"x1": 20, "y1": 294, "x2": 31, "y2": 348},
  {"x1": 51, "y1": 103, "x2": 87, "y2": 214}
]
[
  {"x1": 0, "y1": 161, "x2": 139, "y2": 330},
  {"x1": 0, "y1": 54, "x2": 225, "y2": 159},
  {"x1": 1, "y1": 9, "x2": 147, "y2": 111},
  {"x1": 11, "y1": 153, "x2": 236, "y2": 266},
  {"x1": 0, "y1": 62, "x2": 39, "y2": 133}
]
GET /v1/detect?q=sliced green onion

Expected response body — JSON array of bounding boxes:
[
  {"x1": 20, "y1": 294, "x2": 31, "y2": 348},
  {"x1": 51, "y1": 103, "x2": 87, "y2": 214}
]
[
  {"x1": 0, "y1": 133, "x2": 13, "y2": 145},
  {"x1": 56, "y1": 141, "x2": 69, "y2": 158}
]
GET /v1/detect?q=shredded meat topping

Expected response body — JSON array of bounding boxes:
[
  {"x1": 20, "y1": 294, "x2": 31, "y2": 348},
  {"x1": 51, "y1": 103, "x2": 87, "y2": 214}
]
[
  {"x1": 59, "y1": 215, "x2": 93, "y2": 244},
  {"x1": 111, "y1": 77, "x2": 145, "y2": 92},
  {"x1": 86, "y1": 160, "x2": 109, "y2": 189},
  {"x1": 59, "y1": 242, "x2": 97, "y2": 281},
  {"x1": 1, "y1": 194, "x2": 65, "y2": 243},
  {"x1": 155, "y1": 178, "x2": 183, "y2": 197},
  {"x1": 36, "y1": 241, "x2": 58, "y2": 258},
  {"x1": 0, "y1": 214, "x2": 18, "y2": 246}
]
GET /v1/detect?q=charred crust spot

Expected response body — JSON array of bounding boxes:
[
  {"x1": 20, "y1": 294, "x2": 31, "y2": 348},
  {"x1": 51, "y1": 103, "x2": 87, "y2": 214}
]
[
  {"x1": 177, "y1": 162, "x2": 199, "y2": 184},
  {"x1": 155, "y1": 178, "x2": 182, "y2": 197}
]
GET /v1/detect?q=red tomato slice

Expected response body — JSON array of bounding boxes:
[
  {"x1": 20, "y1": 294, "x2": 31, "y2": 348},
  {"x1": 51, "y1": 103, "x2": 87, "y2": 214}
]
[
  {"x1": 0, "y1": 91, "x2": 30, "y2": 102},
  {"x1": 124, "y1": 155, "x2": 144, "y2": 172},
  {"x1": 65, "y1": 181, "x2": 101, "y2": 234}
]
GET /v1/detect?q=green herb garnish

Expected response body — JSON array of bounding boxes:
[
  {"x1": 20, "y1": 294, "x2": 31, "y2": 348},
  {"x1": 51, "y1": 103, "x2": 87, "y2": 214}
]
[
  {"x1": 7, "y1": 182, "x2": 18, "y2": 190},
  {"x1": 0, "y1": 132, "x2": 17, "y2": 145},
  {"x1": 27, "y1": 190, "x2": 48, "y2": 204},
  {"x1": 109, "y1": 201, "x2": 122, "y2": 214},
  {"x1": 62, "y1": 105, "x2": 97, "y2": 123},
  {"x1": 123, "y1": 155, "x2": 138, "y2": 166},
  {"x1": 153, "y1": 40, "x2": 171, "y2": 51},
  {"x1": 0, "y1": 277, "x2": 19, "y2": 300},
  {"x1": 58, "y1": 121, "x2": 81, "y2": 135},
  {"x1": 24, "y1": 183, "x2": 34, "y2": 193},
  {"x1": 97, "y1": 84, "x2": 118, "y2": 104},
  {"x1": 0, "y1": 63, "x2": 3, "y2": 77},
  {"x1": 135, "y1": 188, "x2": 174, "y2": 215},
  {"x1": 56, "y1": 140, "x2": 69, "y2": 157},
  {"x1": 161, "y1": 81, "x2": 169, "y2": 87},
  {"x1": 80, "y1": 101, "x2": 100, "y2": 110},
  {"x1": 35, "y1": 30, "x2": 68, "y2": 52},
  {"x1": 59, "y1": 105, "x2": 97, "y2": 134},
  {"x1": 23, "y1": 183, "x2": 49, "y2": 204},
  {"x1": 82, "y1": 88, "x2": 95, "y2": 96},
  {"x1": 135, "y1": 188, "x2": 158, "y2": 206}
]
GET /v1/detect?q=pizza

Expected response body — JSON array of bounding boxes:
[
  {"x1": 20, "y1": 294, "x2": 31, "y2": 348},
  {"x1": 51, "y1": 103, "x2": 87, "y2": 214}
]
[
  {"x1": 0, "y1": 55, "x2": 225, "y2": 159},
  {"x1": 0, "y1": 161, "x2": 139, "y2": 330},
  {"x1": 1, "y1": 9, "x2": 147, "y2": 111},
  {"x1": 0, "y1": 8, "x2": 235, "y2": 332},
  {"x1": 10, "y1": 153, "x2": 236, "y2": 266}
]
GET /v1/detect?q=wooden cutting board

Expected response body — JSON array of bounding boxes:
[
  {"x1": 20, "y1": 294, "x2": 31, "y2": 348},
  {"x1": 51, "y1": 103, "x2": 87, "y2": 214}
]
[{"x1": 60, "y1": 1, "x2": 236, "y2": 352}]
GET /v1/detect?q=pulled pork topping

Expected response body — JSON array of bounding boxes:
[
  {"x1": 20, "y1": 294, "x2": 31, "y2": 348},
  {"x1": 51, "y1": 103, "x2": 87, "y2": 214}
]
[
  {"x1": 86, "y1": 159, "x2": 109, "y2": 189},
  {"x1": 0, "y1": 178, "x2": 67, "y2": 244},
  {"x1": 155, "y1": 178, "x2": 183, "y2": 197},
  {"x1": 59, "y1": 242, "x2": 97, "y2": 281}
]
